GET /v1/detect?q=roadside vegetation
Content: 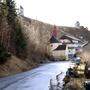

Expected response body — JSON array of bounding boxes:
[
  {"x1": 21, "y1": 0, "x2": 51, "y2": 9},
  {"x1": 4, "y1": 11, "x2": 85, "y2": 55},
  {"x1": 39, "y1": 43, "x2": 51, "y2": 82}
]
[
  {"x1": 0, "y1": 0, "x2": 27, "y2": 64},
  {"x1": 0, "y1": 44, "x2": 11, "y2": 64}
]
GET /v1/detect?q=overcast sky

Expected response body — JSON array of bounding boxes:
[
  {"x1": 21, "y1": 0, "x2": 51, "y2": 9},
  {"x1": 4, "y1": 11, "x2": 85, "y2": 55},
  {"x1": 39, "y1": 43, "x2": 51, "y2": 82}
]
[{"x1": 16, "y1": 0, "x2": 90, "y2": 29}]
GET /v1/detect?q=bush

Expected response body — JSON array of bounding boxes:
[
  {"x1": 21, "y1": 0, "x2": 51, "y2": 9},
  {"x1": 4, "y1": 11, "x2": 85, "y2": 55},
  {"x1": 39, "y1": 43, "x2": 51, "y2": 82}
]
[{"x1": 0, "y1": 44, "x2": 11, "y2": 64}]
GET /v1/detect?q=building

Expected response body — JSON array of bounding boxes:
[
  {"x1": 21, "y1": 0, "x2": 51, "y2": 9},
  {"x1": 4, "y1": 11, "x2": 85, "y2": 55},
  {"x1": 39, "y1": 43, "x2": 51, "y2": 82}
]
[
  {"x1": 52, "y1": 45, "x2": 67, "y2": 60},
  {"x1": 59, "y1": 34, "x2": 84, "y2": 60},
  {"x1": 59, "y1": 34, "x2": 81, "y2": 44},
  {"x1": 49, "y1": 33, "x2": 85, "y2": 60},
  {"x1": 50, "y1": 35, "x2": 61, "y2": 51}
]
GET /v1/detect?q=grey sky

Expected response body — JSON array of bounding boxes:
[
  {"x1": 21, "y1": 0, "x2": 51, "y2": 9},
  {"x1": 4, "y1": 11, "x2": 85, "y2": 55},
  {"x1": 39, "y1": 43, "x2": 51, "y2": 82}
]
[{"x1": 16, "y1": 0, "x2": 90, "y2": 29}]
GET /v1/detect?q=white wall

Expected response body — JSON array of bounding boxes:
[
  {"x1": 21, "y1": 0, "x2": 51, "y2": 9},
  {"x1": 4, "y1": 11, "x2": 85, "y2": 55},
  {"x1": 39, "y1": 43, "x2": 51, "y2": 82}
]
[{"x1": 52, "y1": 50, "x2": 66, "y2": 59}]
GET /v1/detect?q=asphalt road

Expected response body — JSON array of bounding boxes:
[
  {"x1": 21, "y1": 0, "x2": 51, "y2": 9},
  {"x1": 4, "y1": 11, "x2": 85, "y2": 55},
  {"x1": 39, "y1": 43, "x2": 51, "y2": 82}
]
[{"x1": 0, "y1": 61, "x2": 74, "y2": 90}]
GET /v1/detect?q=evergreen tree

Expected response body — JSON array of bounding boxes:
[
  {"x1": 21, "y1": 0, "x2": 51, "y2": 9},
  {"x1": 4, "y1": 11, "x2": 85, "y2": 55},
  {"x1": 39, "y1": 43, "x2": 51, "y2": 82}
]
[
  {"x1": 6, "y1": 0, "x2": 26, "y2": 57},
  {"x1": 6, "y1": 0, "x2": 17, "y2": 27}
]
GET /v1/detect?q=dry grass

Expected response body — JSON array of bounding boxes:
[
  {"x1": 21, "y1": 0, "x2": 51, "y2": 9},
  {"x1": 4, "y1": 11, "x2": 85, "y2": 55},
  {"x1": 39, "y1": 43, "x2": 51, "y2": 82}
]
[
  {"x1": 64, "y1": 78, "x2": 85, "y2": 90},
  {"x1": 0, "y1": 56, "x2": 37, "y2": 77}
]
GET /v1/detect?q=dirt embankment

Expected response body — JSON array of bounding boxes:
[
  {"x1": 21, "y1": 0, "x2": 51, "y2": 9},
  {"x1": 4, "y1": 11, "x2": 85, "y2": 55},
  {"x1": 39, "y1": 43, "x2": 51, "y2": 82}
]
[{"x1": 0, "y1": 56, "x2": 38, "y2": 77}]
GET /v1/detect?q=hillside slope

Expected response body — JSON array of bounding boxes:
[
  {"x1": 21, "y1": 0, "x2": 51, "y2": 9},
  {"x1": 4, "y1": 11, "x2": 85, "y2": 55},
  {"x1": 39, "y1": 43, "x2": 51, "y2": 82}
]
[
  {"x1": 0, "y1": 15, "x2": 90, "y2": 77},
  {"x1": 21, "y1": 16, "x2": 90, "y2": 63}
]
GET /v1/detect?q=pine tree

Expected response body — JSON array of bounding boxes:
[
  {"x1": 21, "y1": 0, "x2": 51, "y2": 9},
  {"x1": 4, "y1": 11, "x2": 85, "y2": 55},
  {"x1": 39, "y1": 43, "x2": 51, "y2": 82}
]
[
  {"x1": 6, "y1": 0, "x2": 27, "y2": 57},
  {"x1": 6, "y1": 0, "x2": 17, "y2": 27}
]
